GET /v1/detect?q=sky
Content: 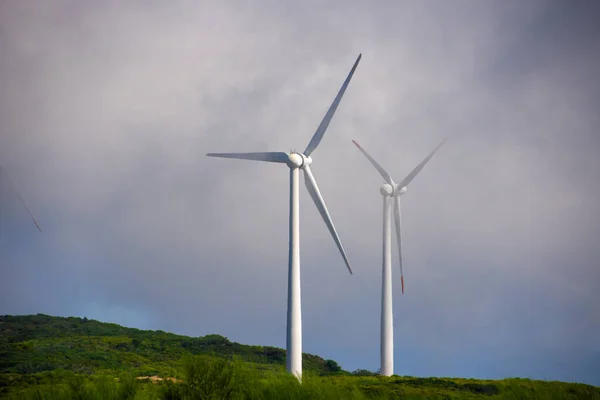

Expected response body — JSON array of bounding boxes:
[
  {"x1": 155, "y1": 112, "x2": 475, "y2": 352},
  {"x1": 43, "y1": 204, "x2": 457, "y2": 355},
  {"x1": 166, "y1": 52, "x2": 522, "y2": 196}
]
[{"x1": 1, "y1": 0, "x2": 599, "y2": 386}]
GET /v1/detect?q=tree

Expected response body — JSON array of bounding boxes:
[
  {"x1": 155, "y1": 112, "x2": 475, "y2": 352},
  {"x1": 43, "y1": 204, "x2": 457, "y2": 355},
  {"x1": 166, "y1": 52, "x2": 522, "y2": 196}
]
[{"x1": 325, "y1": 359, "x2": 341, "y2": 372}]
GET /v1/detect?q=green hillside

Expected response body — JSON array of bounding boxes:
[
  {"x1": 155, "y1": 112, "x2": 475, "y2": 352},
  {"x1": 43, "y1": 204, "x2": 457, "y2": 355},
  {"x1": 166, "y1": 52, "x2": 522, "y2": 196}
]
[
  {"x1": 1, "y1": 314, "x2": 598, "y2": 399},
  {"x1": 0, "y1": 314, "x2": 338, "y2": 375}
]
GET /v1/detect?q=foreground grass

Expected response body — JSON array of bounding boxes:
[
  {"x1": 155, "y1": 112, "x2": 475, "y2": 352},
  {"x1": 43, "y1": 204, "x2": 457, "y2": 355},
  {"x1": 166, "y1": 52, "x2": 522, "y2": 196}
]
[{"x1": 4, "y1": 356, "x2": 600, "y2": 400}]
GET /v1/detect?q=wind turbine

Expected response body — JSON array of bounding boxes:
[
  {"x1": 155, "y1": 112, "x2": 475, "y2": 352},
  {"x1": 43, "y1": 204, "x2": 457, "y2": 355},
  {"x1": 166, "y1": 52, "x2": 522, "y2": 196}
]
[
  {"x1": 0, "y1": 165, "x2": 42, "y2": 238},
  {"x1": 352, "y1": 137, "x2": 447, "y2": 377},
  {"x1": 207, "y1": 54, "x2": 361, "y2": 379}
]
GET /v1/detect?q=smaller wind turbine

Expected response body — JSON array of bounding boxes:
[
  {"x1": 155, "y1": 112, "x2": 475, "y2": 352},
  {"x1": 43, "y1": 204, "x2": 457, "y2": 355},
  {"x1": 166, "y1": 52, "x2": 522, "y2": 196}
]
[
  {"x1": 352, "y1": 137, "x2": 447, "y2": 377},
  {"x1": 0, "y1": 165, "x2": 42, "y2": 237}
]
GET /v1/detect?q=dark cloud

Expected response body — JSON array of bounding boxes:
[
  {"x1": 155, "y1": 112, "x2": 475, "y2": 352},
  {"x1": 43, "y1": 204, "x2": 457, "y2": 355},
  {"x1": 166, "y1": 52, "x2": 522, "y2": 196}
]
[{"x1": 1, "y1": 0, "x2": 598, "y2": 386}]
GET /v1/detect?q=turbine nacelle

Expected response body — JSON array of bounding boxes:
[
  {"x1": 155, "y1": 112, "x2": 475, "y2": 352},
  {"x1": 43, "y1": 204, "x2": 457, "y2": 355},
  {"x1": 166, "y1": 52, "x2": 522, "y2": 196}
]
[
  {"x1": 380, "y1": 183, "x2": 394, "y2": 196},
  {"x1": 380, "y1": 184, "x2": 407, "y2": 197},
  {"x1": 287, "y1": 152, "x2": 313, "y2": 169},
  {"x1": 394, "y1": 186, "x2": 407, "y2": 196}
]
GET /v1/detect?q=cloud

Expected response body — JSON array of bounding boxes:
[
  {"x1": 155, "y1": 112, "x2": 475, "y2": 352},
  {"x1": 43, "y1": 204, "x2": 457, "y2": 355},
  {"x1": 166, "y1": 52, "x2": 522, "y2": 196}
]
[{"x1": 1, "y1": 0, "x2": 599, "y2": 385}]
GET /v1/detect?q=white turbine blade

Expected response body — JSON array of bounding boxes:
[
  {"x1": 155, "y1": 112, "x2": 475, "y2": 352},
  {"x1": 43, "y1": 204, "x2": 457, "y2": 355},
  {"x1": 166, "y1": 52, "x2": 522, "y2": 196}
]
[
  {"x1": 3, "y1": 169, "x2": 42, "y2": 232},
  {"x1": 303, "y1": 166, "x2": 353, "y2": 275},
  {"x1": 206, "y1": 152, "x2": 289, "y2": 163},
  {"x1": 352, "y1": 140, "x2": 394, "y2": 185},
  {"x1": 304, "y1": 54, "x2": 362, "y2": 157},
  {"x1": 397, "y1": 137, "x2": 448, "y2": 189},
  {"x1": 393, "y1": 196, "x2": 404, "y2": 294}
]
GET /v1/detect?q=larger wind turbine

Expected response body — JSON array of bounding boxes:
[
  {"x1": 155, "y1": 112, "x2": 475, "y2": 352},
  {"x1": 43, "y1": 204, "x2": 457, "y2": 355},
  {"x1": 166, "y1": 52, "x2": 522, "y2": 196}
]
[
  {"x1": 207, "y1": 54, "x2": 361, "y2": 379},
  {"x1": 352, "y1": 137, "x2": 447, "y2": 377},
  {"x1": 0, "y1": 165, "x2": 42, "y2": 239}
]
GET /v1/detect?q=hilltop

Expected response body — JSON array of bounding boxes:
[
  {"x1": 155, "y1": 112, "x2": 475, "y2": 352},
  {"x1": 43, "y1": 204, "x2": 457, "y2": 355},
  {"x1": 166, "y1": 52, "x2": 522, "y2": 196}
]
[
  {"x1": 1, "y1": 314, "x2": 599, "y2": 399},
  {"x1": 0, "y1": 314, "x2": 341, "y2": 376}
]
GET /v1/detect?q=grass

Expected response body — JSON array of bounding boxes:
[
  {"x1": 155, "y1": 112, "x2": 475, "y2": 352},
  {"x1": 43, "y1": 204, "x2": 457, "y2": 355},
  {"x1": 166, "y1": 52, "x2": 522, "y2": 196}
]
[{"x1": 4, "y1": 356, "x2": 600, "y2": 399}]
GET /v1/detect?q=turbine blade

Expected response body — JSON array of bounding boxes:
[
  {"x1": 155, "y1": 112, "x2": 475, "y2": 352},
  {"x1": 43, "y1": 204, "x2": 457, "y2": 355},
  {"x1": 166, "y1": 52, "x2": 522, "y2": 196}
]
[
  {"x1": 2, "y1": 168, "x2": 42, "y2": 232},
  {"x1": 206, "y1": 152, "x2": 289, "y2": 163},
  {"x1": 303, "y1": 166, "x2": 353, "y2": 275},
  {"x1": 393, "y1": 196, "x2": 404, "y2": 294},
  {"x1": 352, "y1": 140, "x2": 394, "y2": 185},
  {"x1": 304, "y1": 54, "x2": 362, "y2": 157},
  {"x1": 397, "y1": 137, "x2": 448, "y2": 189}
]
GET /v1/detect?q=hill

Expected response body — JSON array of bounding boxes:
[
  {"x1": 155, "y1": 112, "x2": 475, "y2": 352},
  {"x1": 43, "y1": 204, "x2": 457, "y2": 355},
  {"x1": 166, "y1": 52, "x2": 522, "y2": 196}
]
[
  {"x1": 0, "y1": 313, "x2": 339, "y2": 376},
  {"x1": 1, "y1": 314, "x2": 599, "y2": 399}
]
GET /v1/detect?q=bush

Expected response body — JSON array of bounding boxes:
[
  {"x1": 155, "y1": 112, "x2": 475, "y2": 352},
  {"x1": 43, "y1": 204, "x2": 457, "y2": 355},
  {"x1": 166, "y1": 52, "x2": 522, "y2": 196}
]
[{"x1": 157, "y1": 356, "x2": 388, "y2": 400}]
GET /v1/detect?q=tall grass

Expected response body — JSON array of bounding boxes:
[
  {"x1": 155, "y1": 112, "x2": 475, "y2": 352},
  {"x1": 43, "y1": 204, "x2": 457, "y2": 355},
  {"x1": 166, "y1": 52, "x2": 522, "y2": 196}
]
[
  {"x1": 7, "y1": 357, "x2": 387, "y2": 400},
  {"x1": 10, "y1": 376, "x2": 139, "y2": 400},
  {"x1": 159, "y1": 356, "x2": 379, "y2": 400},
  {"x1": 7, "y1": 373, "x2": 140, "y2": 400},
  {"x1": 6, "y1": 356, "x2": 600, "y2": 399}
]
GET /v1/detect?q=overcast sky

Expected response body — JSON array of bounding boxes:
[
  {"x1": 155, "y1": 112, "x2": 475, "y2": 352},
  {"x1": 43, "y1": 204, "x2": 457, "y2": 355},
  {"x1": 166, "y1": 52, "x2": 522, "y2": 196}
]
[{"x1": 1, "y1": 0, "x2": 599, "y2": 386}]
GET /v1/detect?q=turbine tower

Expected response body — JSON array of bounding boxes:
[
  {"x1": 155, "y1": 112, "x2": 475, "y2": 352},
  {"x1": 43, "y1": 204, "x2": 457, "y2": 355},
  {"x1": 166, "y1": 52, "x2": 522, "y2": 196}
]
[
  {"x1": 0, "y1": 165, "x2": 42, "y2": 238},
  {"x1": 207, "y1": 54, "x2": 361, "y2": 379},
  {"x1": 352, "y1": 138, "x2": 447, "y2": 377}
]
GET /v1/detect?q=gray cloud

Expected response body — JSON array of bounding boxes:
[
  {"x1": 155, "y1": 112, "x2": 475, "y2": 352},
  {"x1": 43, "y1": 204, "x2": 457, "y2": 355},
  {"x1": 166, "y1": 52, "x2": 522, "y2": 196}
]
[{"x1": 1, "y1": 0, "x2": 599, "y2": 385}]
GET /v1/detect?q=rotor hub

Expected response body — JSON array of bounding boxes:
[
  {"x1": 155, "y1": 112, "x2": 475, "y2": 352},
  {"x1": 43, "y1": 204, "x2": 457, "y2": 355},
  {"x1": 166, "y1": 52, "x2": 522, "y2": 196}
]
[
  {"x1": 380, "y1": 183, "x2": 394, "y2": 196},
  {"x1": 395, "y1": 186, "x2": 407, "y2": 196},
  {"x1": 287, "y1": 153, "x2": 303, "y2": 168},
  {"x1": 287, "y1": 152, "x2": 312, "y2": 169}
]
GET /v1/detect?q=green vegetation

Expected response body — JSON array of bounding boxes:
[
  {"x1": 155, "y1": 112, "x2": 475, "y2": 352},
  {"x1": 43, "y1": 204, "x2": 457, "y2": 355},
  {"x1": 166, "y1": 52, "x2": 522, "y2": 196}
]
[{"x1": 1, "y1": 314, "x2": 599, "y2": 399}]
